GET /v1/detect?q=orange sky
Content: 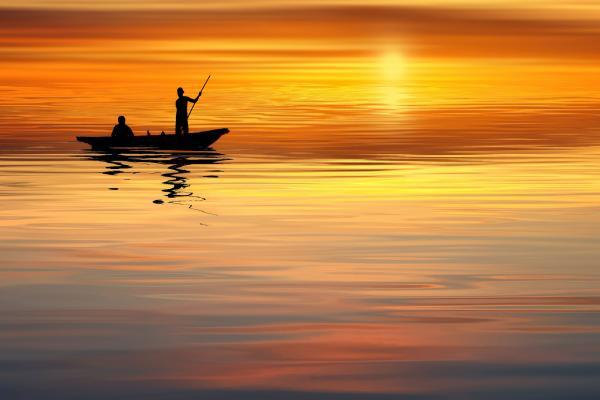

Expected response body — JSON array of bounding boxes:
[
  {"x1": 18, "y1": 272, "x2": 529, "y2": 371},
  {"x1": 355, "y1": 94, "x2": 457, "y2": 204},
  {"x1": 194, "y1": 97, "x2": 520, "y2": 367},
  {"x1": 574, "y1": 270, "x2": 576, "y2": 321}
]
[
  {"x1": 1, "y1": 1, "x2": 600, "y2": 143},
  {"x1": 3, "y1": 2, "x2": 600, "y2": 84},
  {"x1": 3, "y1": 3, "x2": 600, "y2": 60}
]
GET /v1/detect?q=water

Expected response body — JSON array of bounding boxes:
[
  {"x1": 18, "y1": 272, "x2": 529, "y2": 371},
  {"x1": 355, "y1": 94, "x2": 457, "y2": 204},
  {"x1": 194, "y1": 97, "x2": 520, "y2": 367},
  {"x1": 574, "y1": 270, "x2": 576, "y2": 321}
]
[{"x1": 2, "y1": 102, "x2": 600, "y2": 399}]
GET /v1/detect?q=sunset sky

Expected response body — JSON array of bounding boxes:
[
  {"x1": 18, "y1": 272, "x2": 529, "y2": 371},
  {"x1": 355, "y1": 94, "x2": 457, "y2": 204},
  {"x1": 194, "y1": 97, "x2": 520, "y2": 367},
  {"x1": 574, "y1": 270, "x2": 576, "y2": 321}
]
[{"x1": 1, "y1": 0, "x2": 600, "y2": 142}]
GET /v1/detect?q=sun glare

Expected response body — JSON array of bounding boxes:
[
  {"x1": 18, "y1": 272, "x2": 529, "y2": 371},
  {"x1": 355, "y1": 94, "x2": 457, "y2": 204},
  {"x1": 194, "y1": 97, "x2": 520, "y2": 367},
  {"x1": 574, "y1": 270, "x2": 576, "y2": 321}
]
[
  {"x1": 380, "y1": 51, "x2": 405, "y2": 82},
  {"x1": 376, "y1": 51, "x2": 407, "y2": 109}
]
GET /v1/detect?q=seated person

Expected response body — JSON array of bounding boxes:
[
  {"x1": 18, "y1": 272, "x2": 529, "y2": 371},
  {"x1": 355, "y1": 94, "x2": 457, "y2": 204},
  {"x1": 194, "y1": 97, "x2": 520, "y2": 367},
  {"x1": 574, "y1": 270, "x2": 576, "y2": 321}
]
[{"x1": 111, "y1": 115, "x2": 134, "y2": 139}]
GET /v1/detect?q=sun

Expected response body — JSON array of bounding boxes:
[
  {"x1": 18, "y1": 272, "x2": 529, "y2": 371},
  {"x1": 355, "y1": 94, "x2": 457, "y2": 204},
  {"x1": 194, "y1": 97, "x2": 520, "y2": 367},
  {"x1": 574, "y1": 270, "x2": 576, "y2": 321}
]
[
  {"x1": 380, "y1": 51, "x2": 405, "y2": 82},
  {"x1": 376, "y1": 51, "x2": 407, "y2": 109}
]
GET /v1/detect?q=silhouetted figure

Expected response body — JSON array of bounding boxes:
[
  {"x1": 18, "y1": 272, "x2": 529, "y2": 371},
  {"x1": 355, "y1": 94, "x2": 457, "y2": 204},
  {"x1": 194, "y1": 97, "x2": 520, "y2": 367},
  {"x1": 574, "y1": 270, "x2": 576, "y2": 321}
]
[
  {"x1": 175, "y1": 87, "x2": 201, "y2": 135},
  {"x1": 111, "y1": 116, "x2": 134, "y2": 140}
]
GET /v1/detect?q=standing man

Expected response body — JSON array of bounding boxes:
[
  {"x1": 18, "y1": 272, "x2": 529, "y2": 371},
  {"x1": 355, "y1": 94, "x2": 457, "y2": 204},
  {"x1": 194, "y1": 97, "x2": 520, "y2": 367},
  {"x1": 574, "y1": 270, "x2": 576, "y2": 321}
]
[{"x1": 175, "y1": 87, "x2": 201, "y2": 135}]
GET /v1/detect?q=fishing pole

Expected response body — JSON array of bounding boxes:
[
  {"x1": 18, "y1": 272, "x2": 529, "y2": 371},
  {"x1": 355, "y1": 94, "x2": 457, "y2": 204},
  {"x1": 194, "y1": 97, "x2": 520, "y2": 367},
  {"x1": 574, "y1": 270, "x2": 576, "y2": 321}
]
[{"x1": 188, "y1": 74, "x2": 211, "y2": 119}]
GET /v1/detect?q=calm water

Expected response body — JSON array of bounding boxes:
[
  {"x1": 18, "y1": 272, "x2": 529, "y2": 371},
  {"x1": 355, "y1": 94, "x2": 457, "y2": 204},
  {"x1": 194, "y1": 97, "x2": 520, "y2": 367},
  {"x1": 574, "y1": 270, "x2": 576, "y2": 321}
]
[{"x1": 2, "y1": 103, "x2": 600, "y2": 399}]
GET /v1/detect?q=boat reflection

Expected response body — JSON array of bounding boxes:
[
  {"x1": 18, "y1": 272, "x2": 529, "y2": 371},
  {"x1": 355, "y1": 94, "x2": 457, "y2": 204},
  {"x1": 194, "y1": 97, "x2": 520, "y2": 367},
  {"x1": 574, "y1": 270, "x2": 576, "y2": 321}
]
[{"x1": 86, "y1": 149, "x2": 228, "y2": 208}]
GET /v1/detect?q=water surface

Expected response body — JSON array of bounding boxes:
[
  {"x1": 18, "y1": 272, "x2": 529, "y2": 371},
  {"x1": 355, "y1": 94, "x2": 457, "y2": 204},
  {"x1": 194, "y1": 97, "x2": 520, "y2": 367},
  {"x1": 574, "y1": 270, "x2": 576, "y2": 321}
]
[{"x1": 2, "y1": 102, "x2": 600, "y2": 399}]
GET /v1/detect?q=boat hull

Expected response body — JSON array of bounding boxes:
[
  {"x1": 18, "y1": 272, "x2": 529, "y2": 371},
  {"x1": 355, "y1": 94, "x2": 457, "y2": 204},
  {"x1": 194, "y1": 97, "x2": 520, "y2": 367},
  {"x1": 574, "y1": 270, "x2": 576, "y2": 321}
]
[{"x1": 77, "y1": 128, "x2": 229, "y2": 150}]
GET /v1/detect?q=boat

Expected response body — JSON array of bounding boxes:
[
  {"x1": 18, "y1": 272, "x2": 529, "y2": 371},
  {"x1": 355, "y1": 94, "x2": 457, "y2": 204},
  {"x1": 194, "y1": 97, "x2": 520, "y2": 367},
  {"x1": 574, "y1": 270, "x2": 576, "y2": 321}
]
[{"x1": 77, "y1": 128, "x2": 229, "y2": 150}]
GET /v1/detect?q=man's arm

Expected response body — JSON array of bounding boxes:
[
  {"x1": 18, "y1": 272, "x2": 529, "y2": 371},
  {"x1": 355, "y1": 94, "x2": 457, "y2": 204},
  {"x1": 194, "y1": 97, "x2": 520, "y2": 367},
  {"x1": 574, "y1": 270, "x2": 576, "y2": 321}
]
[
  {"x1": 185, "y1": 92, "x2": 202, "y2": 104},
  {"x1": 111, "y1": 125, "x2": 118, "y2": 137}
]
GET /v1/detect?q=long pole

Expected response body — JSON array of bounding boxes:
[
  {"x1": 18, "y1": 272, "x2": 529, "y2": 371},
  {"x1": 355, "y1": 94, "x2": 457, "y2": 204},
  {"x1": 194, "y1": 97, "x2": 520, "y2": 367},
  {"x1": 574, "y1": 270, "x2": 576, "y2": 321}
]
[{"x1": 187, "y1": 75, "x2": 211, "y2": 119}]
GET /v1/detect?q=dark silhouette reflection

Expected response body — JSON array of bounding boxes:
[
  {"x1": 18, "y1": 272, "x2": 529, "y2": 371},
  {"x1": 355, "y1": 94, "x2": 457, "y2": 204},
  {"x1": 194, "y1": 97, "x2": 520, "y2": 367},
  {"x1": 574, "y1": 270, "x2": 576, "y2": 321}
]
[
  {"x1": 93, "y1": 152, "x2": 134, "y2": 176},
  {"x1": 85, "y1": 149, "x2": 228, "y2": 212},
  {"x1": 162, "y1": 156, "x2": 203, "y2": 199}
]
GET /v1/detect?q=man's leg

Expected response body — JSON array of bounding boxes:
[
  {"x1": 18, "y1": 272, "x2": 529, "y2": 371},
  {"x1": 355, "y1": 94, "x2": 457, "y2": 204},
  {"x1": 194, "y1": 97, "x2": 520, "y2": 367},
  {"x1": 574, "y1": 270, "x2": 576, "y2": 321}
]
[{"x1": 183, "y1": 118, "x2": 189, "y2": 135}]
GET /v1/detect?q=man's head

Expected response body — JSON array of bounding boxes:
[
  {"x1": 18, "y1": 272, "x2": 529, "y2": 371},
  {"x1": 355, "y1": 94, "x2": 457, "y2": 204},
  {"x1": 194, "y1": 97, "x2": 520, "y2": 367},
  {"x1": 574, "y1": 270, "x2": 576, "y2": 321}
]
[
  {"x1": 177, "y1": 87, "x2": 184, "y2": 96},
  {"x1": 118, "y1": 115, "x2": 126, "y2": 125}
]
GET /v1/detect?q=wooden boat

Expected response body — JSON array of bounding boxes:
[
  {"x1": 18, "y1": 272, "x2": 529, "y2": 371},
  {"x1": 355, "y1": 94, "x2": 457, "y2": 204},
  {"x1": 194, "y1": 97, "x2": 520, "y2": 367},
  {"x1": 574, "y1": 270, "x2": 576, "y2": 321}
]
[{"x1": 77, "y1": 128, "x2": 229, "y2": 150}]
